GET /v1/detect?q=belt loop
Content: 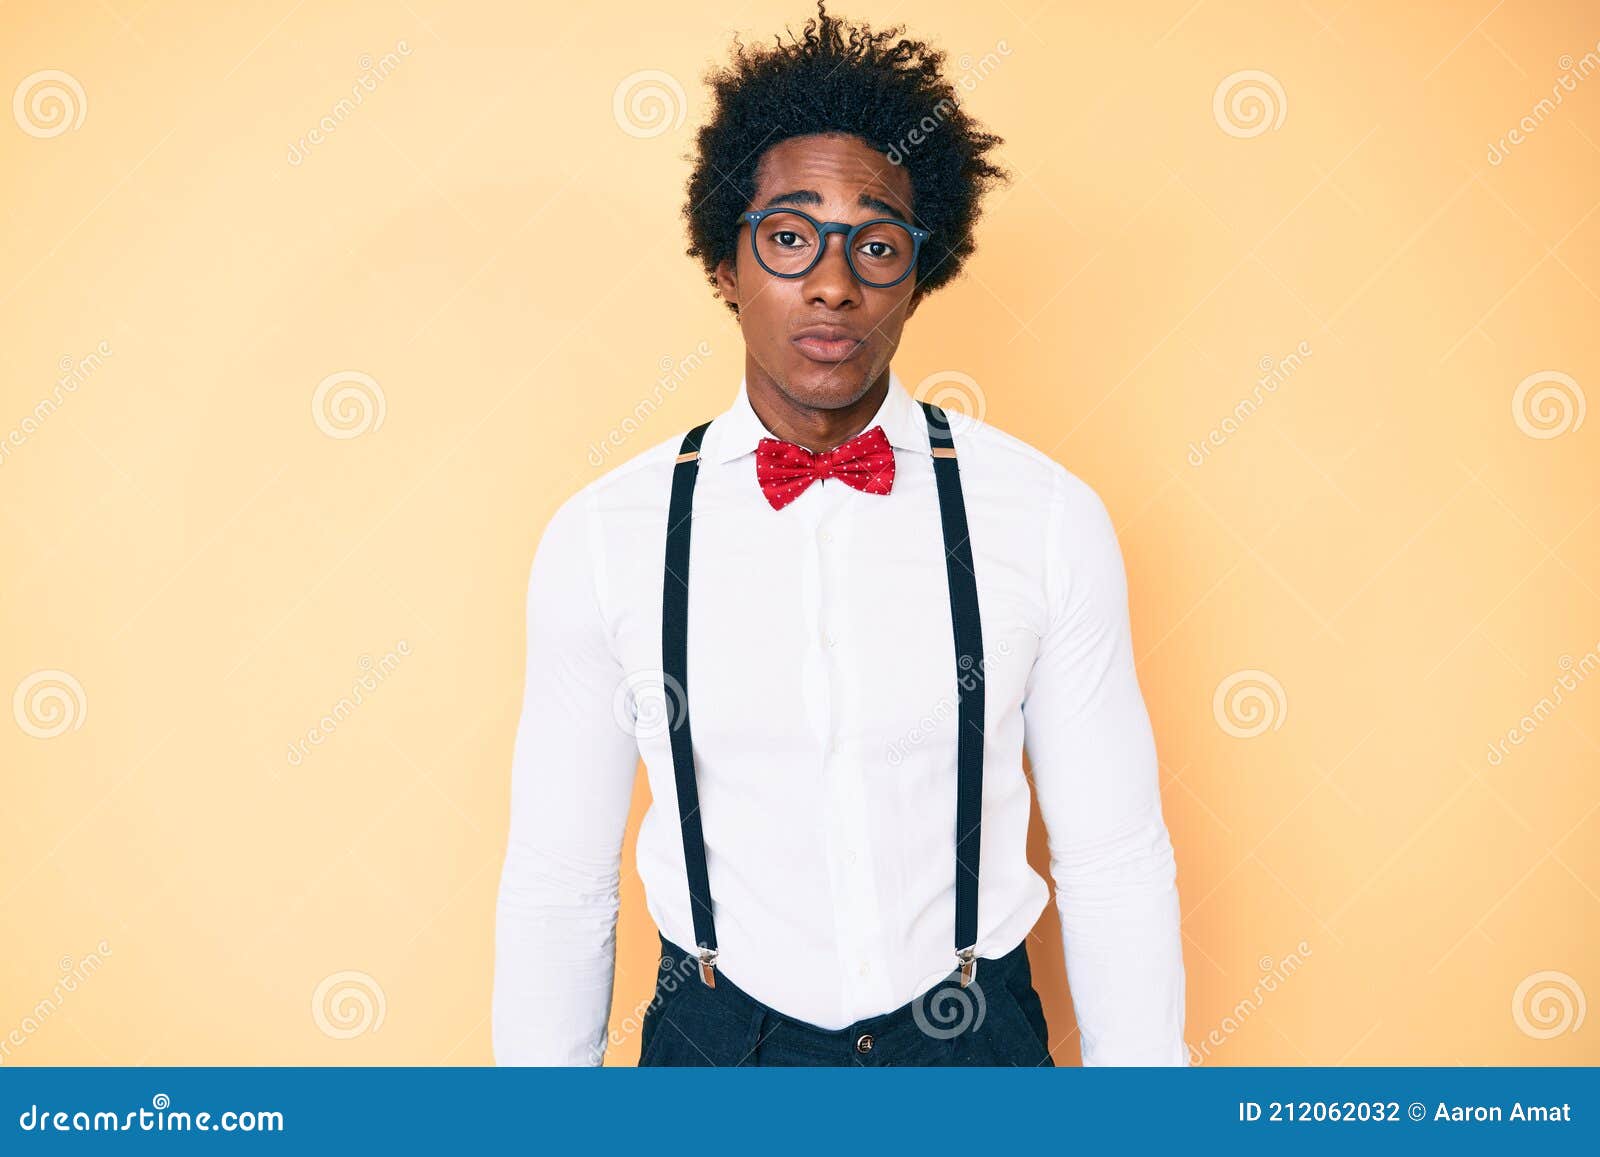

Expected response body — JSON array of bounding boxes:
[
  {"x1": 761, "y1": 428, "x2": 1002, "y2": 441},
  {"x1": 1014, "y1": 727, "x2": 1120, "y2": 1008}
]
[{"x1": 739, "y1": 1007, "x2": 768, "y2": 1066}]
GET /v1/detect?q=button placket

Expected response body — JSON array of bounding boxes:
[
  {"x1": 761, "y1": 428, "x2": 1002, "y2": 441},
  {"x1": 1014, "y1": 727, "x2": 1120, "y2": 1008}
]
[{"x1": 816, "y1": 484, "x2": 897, "y2": 1015}]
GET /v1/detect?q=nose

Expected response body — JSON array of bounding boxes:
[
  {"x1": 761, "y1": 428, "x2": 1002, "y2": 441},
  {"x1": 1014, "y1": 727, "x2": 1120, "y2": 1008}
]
[{"x1": 800, "y1": 230, "x2": 861, "y2": 308}]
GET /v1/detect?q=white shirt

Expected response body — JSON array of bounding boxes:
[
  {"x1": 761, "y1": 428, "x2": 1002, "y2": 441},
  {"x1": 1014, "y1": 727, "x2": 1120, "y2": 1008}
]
[{"x1": 492, "y1": 368, "x2": 1187, "y2": 1066}]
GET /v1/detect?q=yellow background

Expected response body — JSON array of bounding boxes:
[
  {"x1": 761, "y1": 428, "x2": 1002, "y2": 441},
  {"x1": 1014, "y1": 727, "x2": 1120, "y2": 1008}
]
[{"x1": 2, "y1": 0, "x2": 1596, "y2": 1066}]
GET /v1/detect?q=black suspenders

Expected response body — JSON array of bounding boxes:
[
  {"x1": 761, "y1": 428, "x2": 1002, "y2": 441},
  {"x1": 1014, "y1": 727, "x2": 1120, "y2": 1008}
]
[
  {"x1": 660, "y1": 400, "x2": 986, "y2": 990},
  {"x1": 923, "y1": 401, "x2": 988, "y2": 986},
  {"x1": 661, "y1": 418, "x2": 717, "y2": 984}
]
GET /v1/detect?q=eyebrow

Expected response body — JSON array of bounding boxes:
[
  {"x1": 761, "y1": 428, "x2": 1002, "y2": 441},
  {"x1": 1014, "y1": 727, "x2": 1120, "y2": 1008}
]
[{"x1": 761, "y1": 189, "x2": 911, "y2": 220}]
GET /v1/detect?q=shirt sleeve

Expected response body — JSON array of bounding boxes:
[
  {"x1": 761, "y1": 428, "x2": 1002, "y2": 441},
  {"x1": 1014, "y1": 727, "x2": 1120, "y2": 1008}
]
[
  {"x1": 491, "y1": 489, "x2": 642, "y2": 1065},
  {"x1": 1021, "y1": 467, "x2": 1188, "y2": 1066}
]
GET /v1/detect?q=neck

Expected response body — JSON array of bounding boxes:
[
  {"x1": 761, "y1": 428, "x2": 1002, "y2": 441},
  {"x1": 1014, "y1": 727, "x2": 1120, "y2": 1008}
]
[{"x1": 745, "y1": 363, "x2": 891, "y2": 454}]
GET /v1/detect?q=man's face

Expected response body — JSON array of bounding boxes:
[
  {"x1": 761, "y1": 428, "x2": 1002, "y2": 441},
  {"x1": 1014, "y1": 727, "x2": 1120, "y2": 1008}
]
[{"x1": 715, "y1": 132, "x2": 922, "y2": 411}]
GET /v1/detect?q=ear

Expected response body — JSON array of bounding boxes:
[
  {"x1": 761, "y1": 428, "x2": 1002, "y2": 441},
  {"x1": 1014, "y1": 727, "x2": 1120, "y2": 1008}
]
[
  {"x1": 906, "y1": 287, "x2": 924, "y2": 318},
  {"x1": 714, "y1": 257, "x2": 739, "y2": 310}
]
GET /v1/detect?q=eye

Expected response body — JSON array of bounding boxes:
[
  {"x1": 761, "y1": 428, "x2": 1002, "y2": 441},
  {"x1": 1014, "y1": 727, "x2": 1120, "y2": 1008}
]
[{"x1": 773, "y1": 230, "x2": 810, "y2": 249}]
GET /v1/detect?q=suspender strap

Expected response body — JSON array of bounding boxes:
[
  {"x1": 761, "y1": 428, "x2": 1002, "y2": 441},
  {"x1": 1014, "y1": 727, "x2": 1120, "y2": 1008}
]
[
  {"x1": 662, "y1": 419, "x2": 719, "y2": 985},
  {"x1": 659, "y1": 404, "x2": 987, "y2": 988},
  {"x1": 918, "y1": 401, "x2": 987, "y2": 986}
]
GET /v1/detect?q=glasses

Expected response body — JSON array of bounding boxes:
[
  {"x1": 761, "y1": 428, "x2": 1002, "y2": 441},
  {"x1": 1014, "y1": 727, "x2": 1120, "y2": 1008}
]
[{"x1": 735, "y1": 207, "x2": 931, "y2": 289}]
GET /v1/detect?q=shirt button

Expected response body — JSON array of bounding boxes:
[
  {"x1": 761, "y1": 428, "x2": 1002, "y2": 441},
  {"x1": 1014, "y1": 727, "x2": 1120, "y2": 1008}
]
[
  {"x1": 820, "y1": 529, "x2": 834, "y2": 543},
  {"x1": 844, "y1": 848, "x2": 857, "y2": 864},
  {"x1": 824, "y1": 633, "x2": 837, "y2": 648},
  {"x1": 858, "y1": 961, "x2": 870, "y2": 977},
  {"x1": 855, "y1": 1033, "x2": 874, "y2": 1054}
]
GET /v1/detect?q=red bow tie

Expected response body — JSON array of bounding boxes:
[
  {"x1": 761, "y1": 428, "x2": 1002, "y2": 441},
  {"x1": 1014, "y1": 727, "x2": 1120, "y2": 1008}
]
[{"x1": 756, "y1": 424, "x2": 896, "y2": 511}]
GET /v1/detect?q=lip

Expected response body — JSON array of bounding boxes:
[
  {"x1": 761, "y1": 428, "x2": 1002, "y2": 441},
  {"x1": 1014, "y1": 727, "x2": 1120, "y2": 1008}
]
[{"x1": 792, "y1": 326, "x2": 865, "y2": 364}]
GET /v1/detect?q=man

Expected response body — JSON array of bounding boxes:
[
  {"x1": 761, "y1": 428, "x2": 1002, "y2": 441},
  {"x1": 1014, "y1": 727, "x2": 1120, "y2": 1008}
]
[{"x1": 492, "y1": 0, "x2": 1186, "y2": 1067}]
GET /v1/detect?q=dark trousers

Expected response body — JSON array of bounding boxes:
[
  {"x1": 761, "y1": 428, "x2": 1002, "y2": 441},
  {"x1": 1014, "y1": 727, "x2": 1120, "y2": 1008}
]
[{"x1": 637, "y1": 932, "x2": 1057, "y2": 1067}]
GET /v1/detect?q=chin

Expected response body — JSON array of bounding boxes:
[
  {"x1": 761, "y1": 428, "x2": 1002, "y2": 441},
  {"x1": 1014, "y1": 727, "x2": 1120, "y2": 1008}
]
[{"x1": 785, "y1": 359, "x2": 871, "y2": 405}]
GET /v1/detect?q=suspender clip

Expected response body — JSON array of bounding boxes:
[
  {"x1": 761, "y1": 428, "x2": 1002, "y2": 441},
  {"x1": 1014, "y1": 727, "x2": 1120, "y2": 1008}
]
[
  {"x1": 956, "y1": 945, "x2": 978, "y2": 988},
  {"x1": 696, "y1": 947, "x2": 719, "y2": 988}
]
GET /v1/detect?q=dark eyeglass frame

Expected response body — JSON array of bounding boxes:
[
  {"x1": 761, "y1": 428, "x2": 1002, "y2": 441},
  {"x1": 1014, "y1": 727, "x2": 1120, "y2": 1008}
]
[{"x1": 736, "y1": 207, "x2": 932, "y2": 290}]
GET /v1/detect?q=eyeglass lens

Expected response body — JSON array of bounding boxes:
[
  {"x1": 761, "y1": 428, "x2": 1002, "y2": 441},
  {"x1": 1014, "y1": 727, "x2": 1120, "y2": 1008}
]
[{"x1": 751, "y1": 210, "x2": 916, "y2": 286}]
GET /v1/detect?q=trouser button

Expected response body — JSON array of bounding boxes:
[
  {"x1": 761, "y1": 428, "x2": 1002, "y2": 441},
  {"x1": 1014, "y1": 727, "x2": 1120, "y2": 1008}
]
[{"x1": 854, "y1": 1032, "x2": 874, "y2": 1054}]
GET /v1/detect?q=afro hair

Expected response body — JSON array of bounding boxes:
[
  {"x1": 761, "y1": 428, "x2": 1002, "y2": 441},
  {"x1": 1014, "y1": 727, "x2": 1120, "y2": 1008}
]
[{"x1": 682, "y1": 0, "x2": 1012, "y2": 316}]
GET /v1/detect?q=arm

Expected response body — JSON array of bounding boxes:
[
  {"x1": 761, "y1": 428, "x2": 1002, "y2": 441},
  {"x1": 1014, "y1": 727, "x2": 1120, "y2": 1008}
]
[
  {"x1": 1021, "y1": 468, "x2": 1187, "y2": 1066},
  {"x1": 492, "y1": 490, "x2": 641, "y2": 1065}
]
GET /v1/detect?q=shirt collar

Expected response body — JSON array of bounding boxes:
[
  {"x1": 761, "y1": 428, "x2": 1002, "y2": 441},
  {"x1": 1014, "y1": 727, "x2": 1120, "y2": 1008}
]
[{"x1": 702, "y1": 367, "x2": 930, "y2": 465}]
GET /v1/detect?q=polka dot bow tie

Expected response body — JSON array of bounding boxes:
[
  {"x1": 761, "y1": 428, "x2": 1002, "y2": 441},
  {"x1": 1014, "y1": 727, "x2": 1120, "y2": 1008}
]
[{"x1": 755, "y1": 424, "x2": 896, "y2": 511}]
